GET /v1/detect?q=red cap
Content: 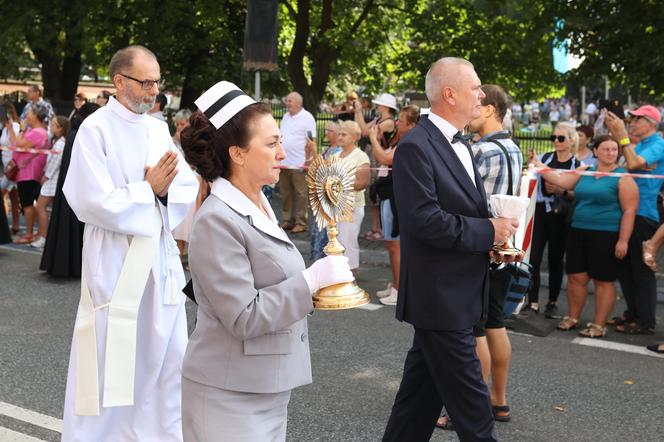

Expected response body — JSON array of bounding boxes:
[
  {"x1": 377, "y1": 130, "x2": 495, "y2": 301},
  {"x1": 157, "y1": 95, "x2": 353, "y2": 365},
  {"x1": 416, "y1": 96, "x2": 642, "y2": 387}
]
[{"x1": 628, "y1": 105, "x2": 661, "y2": 124}]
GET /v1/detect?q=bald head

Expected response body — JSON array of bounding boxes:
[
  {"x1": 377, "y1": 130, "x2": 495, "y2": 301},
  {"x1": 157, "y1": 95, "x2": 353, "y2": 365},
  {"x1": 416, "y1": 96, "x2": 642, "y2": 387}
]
[
  {"x1": 424, "y1": 57, "x2": 485, "y2": 130},
  {"x1": 109, "y1": 45, "x2": 158, "y2": 85},
  {"x1": 425, "y1": 57, "x2": 474, "y2": 105},
  {"x1": 285, "y1": 91, "x2": 304, "y2": 115}
]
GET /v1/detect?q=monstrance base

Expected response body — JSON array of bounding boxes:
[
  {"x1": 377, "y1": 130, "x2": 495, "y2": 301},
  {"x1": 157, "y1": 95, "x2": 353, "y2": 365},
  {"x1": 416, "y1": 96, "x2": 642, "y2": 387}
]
[
  {"x1": 313, "y1": 280, "x2": 370, "y2": 310},
  {"x1": 492, "y1": 245, "x2": 523, "y2": 256}
]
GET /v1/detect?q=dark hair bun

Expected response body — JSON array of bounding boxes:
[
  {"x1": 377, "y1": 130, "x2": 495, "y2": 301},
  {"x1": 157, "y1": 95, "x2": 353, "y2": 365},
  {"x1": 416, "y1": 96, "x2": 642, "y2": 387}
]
[
  {"x1": 181, "y1": 103, "x2": 272, "y2": 181},
  {"x1": 181, "y1": 111, "x2": 226, "y2": 181}
]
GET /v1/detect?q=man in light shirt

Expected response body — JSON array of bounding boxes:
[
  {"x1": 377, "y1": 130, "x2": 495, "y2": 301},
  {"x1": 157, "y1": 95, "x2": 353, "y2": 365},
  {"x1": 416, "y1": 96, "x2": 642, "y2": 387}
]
[{"x1": 279, "y1": 92, "x2": 316, "y2": 233}]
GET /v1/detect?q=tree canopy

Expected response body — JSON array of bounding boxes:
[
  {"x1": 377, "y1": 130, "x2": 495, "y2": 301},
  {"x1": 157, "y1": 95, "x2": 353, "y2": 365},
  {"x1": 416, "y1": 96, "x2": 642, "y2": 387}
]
[{"x1": 0, "y1": 0, "x2": 660, "y2": 108}]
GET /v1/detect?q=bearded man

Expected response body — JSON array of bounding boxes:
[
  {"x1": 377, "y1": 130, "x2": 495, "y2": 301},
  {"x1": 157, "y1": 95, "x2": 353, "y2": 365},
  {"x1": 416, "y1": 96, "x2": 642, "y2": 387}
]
[{"x1": 61, "y1": 45, "x2": 198, "y2": 441}]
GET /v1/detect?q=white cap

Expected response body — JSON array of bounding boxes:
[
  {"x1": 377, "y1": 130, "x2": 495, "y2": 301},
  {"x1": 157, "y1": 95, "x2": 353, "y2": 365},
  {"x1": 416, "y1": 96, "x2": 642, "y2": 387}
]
[
  {"x1": 373, "y1": 93, "x2": 398, "y2": 111},
  {"x1": 194, "y1": 81, "x2": 256, "y2": 129}
]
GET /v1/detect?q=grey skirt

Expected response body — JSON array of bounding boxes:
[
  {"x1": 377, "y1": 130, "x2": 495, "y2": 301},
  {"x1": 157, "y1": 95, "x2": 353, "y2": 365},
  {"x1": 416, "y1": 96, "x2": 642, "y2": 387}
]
[{"x1": 182, "y1": 377, "x2": 292, "y2": 442}]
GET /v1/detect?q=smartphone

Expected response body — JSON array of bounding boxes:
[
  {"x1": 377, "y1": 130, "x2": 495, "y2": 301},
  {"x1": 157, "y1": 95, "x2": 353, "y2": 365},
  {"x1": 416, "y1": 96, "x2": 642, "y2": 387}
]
[
  {"x1": 306, "y1": 130, "x2": 314, "y2": 141},
  {"x1": 599, "y1": 98, "x2": 625, "y2": 119}
]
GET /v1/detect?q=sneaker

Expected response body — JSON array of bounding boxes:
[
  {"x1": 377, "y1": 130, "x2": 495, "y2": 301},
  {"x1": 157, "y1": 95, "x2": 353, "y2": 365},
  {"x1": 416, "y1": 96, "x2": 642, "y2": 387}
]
[
  {"x1": 376, "y1": 283, "x2": 393, "y2": 298},
  {"x1": 379, "y1": 287, "x2": 399, "y2": 306},
  {"x1": 30, "y1": 236, "x2": 46, "y2": 248}
]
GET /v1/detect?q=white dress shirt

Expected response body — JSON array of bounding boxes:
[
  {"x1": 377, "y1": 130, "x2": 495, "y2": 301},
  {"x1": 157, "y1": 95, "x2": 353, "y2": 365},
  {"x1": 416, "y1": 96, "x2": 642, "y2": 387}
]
[{"x1": 427, "y1": 111, "x2": 476, "y2": 187}]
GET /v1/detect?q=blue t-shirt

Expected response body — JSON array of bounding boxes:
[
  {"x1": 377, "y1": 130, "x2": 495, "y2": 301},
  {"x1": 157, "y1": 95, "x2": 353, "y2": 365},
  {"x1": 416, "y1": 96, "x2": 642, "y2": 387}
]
[
  {"x1": 634, "y1": 133, "x2": 664, "y2": 222},
  {"x1": 572, "y1": 166, "x2": 625, "y2": 232}
]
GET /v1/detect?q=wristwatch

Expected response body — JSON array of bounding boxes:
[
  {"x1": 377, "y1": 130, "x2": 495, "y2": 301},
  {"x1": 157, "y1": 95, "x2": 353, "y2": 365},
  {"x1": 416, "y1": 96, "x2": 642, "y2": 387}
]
[{"x1": 619, "y1": 137, "x2": 631, "y2": 146}]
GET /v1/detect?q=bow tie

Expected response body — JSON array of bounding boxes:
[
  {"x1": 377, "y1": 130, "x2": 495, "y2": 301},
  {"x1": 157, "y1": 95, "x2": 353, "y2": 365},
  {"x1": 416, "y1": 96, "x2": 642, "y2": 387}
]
[{"x1": 452, "y1": 131, "x2": 472, "y2": 148}]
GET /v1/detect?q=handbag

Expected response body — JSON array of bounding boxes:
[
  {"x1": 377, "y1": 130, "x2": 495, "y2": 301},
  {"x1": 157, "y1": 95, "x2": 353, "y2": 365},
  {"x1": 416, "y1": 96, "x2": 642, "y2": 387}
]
[
  {"x1": 485, "y1": 136, "x2": 533, "y2": 318},
  {"x1": 4, "y1": 159, "x2": 18, "y2": 182}
]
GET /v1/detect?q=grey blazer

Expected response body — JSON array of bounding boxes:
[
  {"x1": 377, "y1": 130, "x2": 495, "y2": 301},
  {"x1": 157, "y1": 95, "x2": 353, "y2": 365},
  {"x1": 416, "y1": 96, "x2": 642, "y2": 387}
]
[{"x1": 183, "y1": 179, "x2": 314, "y2": 394}]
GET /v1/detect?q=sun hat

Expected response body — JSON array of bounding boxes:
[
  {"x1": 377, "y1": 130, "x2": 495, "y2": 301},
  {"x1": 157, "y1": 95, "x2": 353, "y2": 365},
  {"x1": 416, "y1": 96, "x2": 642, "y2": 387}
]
[{"x1": 373, "y1": 93, "x2": 398, "y2": 111}]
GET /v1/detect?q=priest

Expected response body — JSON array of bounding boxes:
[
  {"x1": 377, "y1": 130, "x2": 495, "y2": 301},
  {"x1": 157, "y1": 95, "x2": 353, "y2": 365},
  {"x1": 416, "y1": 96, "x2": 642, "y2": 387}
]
[{"x1": 61, "y1": 45, "x2": 198, "y2": 441}]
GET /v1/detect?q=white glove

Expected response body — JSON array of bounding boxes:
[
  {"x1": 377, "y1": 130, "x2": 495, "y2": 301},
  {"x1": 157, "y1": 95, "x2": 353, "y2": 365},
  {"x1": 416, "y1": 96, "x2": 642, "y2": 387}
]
[{"x1": 301, "y1": 255, "x2": 354, "y2": 293}]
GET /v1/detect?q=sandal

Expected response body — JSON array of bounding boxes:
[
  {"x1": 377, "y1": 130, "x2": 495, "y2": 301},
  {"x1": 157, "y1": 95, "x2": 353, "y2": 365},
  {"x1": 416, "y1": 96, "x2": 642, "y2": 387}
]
[
  {"x1": 435, "y1": 414, "x2": 454, "y2": 431},
  {"x1": 557, "y1": 316, "x2": 578, "y2": 331},
  {"x1": 615, "y1": 323, "x2": 655, "y2": 335},
  {"x1": 14, "y1": 234, "x2": 35, "y2": 244},
  {"x1": 578, "y1": 323, "x2": 607, "y2": 338},
  {"x1": 492, "y1": 405, "x2": 511, "y2": 422},
  {"x1": 361, "y1": 230, "x2": 382, "y2": 240},
  {"x1": 607, "y1": 315, "x2": 629, "y2": 326},
  {"x1": 642, "y1": 240, "x2": 658, "y2": 272}
]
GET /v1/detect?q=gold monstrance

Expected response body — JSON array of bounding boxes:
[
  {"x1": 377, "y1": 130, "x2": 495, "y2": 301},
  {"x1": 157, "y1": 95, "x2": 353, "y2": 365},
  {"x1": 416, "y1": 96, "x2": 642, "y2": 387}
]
[{"x1": 307, "y1": 156, "x2": 370, "y2": 310}]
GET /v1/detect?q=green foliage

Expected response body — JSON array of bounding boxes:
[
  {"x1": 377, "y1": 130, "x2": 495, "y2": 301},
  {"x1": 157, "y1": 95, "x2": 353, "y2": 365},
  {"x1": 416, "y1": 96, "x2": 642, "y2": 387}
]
[
  {"x1": 400, "y1": 0, "x2": 563, "y2": 101},
  {"x1": 7, "y1": 0, "x2": 659, "y2": 108},
  {"x1": 550, "y1": 0, "x2": 664, "y2": 97}
]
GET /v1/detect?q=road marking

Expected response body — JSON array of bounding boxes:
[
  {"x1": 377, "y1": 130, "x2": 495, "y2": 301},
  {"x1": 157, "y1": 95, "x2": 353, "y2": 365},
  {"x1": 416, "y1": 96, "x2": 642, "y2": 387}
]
[
  {"x1": 572, "y1": 337, "x2": 664, "y2": 358},
  {"x1": 0, "y1": 245, "x2": 41, "y2": 256},
  {"x1": 0, "y1": 402, "x2": 62, "y2": 433},
  {"x1": 357, "y1": 303, "x2": 383, "y2": 311},
  {"x1": 0, "y1": 426, "x2": 48, "y2": 441}
]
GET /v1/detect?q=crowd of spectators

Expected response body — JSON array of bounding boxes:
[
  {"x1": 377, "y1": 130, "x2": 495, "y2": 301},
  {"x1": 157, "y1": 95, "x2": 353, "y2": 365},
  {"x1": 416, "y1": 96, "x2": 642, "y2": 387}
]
[{"x1": 2, "y1": 82, "x2": 663, "y2": 358}]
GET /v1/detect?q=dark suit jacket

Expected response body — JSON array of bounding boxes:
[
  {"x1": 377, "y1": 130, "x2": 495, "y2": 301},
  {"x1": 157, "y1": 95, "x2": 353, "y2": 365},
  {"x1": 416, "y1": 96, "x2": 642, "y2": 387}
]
[{"x1": 393, "y1": 116, "x2": 495, "y2": 330}]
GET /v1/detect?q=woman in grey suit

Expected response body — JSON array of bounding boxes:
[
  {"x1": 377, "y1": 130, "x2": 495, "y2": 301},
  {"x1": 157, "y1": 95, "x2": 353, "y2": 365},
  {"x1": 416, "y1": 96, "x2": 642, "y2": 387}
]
[{"x1": 180, "y1": 81, "x2": 353, "y2": 442}]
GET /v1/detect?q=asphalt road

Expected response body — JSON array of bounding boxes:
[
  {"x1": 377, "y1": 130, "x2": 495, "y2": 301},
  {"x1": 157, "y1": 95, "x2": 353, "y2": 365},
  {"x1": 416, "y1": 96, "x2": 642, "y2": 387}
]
[{"x1": 1, "y1": 243, "x2": 663, "y2": 442}]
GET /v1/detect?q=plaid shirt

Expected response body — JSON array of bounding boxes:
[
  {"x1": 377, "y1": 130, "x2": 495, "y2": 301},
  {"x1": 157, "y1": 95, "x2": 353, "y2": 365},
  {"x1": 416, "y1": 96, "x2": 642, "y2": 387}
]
[{"x1": 471, "y1": 131, "x2": 523, "y2": 209}]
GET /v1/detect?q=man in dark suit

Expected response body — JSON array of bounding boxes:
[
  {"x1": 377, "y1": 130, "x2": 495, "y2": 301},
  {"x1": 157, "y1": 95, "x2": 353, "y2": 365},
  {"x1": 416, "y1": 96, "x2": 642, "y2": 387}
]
[{"x1": 382, "y1": 57, "x2": 520, "y2": 442}]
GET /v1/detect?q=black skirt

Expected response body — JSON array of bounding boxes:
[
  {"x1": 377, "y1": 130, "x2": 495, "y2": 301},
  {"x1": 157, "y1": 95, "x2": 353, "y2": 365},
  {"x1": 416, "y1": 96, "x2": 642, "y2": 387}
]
[
  {"x1": 0, "y1": 192, "x2": 11, "y2": 244},
  {"x1": 40, "y1": 130, "x2": 84, "y2": 277}
]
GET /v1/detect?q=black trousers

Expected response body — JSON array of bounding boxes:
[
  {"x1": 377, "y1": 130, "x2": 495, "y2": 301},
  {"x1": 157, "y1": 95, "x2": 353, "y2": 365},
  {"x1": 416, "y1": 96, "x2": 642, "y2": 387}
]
[
  {"x1": 528, "y1": 203, "x2": 569, "y2": 304},
  {"x1": 618, "y1": 215, "x2": 659, "y2": 329},
  {"x1": 382, "y1": 327, "x2": 497, "y2": 442}
]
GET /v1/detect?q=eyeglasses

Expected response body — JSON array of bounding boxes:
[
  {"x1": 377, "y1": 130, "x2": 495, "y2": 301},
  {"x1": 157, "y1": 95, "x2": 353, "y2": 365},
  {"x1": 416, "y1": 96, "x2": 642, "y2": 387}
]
[
  {"x1": 119, "y1": 73, "x2": 164, "y2": 90},
  {"x1": 550, "y1": 135, "x2": 566, "y2": 142}
]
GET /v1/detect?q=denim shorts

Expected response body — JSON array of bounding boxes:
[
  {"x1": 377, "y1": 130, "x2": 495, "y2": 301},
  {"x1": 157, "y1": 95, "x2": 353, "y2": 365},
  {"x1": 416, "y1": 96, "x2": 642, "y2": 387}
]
[{"x1": 380, "y1": 199, "x2": 399, "y2": 240}]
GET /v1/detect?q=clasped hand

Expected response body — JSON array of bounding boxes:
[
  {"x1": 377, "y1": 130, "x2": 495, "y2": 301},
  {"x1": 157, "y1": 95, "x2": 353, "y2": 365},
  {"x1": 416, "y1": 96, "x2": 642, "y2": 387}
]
[{"x1": 145, "y1": 151, "x2": 178, "y2": 197}]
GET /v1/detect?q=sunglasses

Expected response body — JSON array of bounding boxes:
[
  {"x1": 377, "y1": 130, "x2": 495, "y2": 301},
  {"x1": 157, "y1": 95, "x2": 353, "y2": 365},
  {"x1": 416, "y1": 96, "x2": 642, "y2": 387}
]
[{"x1": 550, "y1": 135, "x2": 566, "y2": 142}]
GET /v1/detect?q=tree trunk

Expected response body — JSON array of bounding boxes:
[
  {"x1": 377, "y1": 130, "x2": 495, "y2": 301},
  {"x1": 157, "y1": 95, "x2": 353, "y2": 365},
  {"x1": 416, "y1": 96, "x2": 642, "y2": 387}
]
[
  {"x1": 60, "y1": 51, "x2": 82, "y2": 101},
  {"x1": 35, "y1": 50, "x2": 62, "y2": 100},
  {"x1": 284, "y1": 0, "x2": 375, "y2": 116}
]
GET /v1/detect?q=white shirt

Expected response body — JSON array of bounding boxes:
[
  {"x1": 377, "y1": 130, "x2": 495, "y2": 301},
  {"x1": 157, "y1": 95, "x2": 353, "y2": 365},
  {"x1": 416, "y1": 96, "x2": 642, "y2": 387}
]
[
  {"x1": 280, "y1": 108, "x2": 316, "y2": 167},
  {"x1": 1, "y1": 122, "x2": 20, "y2": 167},
  {"x1": 427, "y1": 111, "x2": 476, "y2": 188}
]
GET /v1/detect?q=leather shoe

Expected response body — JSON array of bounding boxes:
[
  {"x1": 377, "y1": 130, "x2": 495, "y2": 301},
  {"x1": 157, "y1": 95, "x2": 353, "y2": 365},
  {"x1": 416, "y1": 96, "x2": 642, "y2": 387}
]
[{"x1": 280, "y1": 221, "x2": 295, "y2": 230}]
